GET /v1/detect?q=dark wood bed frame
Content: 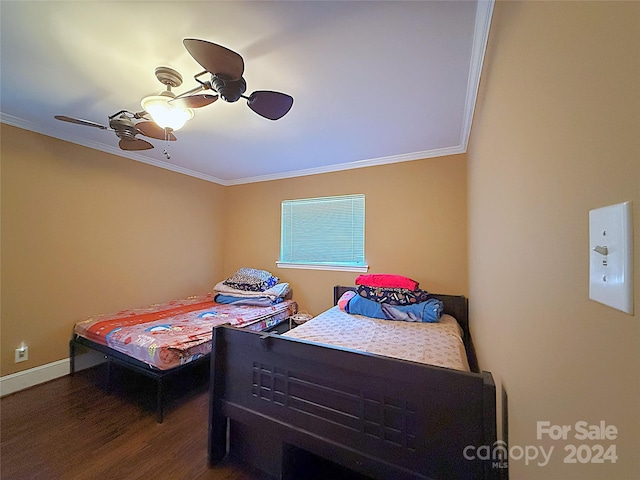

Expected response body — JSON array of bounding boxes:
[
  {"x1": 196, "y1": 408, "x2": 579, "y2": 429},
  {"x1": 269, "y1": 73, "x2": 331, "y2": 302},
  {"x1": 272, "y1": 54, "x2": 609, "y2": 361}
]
[{"x1": 208, "y1": 286, "x2": 498, "y2": 479}]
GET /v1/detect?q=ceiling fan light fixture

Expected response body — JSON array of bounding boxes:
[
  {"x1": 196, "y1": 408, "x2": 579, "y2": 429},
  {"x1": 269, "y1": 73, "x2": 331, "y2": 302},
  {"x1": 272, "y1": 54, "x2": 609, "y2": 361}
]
[{"x1": 141, "y1": 93, "x2": 194, "y2": 131}]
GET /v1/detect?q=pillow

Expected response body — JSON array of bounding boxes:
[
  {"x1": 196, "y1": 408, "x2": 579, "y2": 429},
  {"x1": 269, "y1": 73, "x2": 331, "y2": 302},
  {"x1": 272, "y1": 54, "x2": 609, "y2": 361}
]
[
  {"x1": 354, "y1": 274, "x2": 419, "y2": 291},
  {"x1": 223, "y1": 267, "x2": 279, "y2": 292},
  {"x1": 356, "y1": 285, "x2": 430, "y2": 306},
  {"x1": 337, "y1": 290, "x2": 356, "y2": 311}
]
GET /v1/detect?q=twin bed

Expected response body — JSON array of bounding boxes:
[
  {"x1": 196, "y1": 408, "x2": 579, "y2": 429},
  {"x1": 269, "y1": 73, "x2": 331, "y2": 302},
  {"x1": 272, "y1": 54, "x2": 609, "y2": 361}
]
[
  {"x1": 70, "y1": 281, "x2": 498, "y2": 479},
  {"x1": 209, "y1": 286, "x2": 498, "y2": 480}
]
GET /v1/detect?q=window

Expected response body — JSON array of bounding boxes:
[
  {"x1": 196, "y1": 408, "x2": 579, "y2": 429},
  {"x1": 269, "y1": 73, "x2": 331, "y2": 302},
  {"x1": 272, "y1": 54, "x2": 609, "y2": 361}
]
[{"x1": 277, "y1": 194, "x2": 368, "y2": 272}]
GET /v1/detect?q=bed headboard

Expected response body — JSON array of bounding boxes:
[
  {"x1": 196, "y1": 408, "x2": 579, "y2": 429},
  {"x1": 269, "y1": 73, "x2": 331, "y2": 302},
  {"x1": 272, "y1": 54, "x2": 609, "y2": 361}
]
[{"x1": 333, "y1": 285, "x2": 479, "y2": 372}]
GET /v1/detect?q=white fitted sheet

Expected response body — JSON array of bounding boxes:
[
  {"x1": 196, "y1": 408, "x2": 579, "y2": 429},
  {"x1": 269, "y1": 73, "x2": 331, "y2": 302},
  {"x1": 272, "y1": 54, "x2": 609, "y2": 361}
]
[{"x1": 284, "y1": 306, "x2": 470, "y2": 371}]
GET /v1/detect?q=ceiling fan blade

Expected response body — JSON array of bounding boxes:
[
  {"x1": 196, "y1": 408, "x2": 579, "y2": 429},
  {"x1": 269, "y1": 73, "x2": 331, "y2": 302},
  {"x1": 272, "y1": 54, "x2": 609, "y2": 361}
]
[
  {"x1": 55, "y1": 115, "x2": 108, "y2": 130},
  {"x1": 135, "y1": 121, "x2": 177, "y2": 141},
  {"x1": 247, "y1": 91, "x2": 294, "y2": 120},
  {"x1": 183, "y1": 38, "x2": 244, "y2": 81},
  {"x1": 119, "y1": 138, "x2": 154, "y2": 151},
  {"x1": 169, "y1": 94, "x2": 218, "y2": 109}
]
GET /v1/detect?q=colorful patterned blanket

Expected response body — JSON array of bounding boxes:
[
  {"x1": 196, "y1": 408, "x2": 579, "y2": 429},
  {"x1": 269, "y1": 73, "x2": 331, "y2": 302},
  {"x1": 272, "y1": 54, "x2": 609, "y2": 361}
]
[{"x1": 74, "y1": 293, "x2": 297, "y2": 370}]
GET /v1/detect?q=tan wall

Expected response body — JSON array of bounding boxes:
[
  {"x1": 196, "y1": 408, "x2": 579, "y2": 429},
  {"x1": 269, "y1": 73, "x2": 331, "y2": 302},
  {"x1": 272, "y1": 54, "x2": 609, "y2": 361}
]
[
  {"x1": 223, "y1": 155, "x2": 468, "y2": 316},
  {"x1": 468, "y1": 1, "x2": 639, "y2": 479},
  {"x1": 1, "y1": 125, "x2": 226, "y2": 376},
  {"x1": 1, "y1": 124, "x2": 468, "y2": 377}
]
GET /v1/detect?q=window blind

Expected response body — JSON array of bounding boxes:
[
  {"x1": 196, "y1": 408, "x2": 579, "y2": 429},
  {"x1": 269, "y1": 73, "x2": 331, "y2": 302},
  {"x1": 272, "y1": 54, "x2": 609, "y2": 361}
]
[{"x1": 279, "y1": 194, "x2": 365, "y2": 269}]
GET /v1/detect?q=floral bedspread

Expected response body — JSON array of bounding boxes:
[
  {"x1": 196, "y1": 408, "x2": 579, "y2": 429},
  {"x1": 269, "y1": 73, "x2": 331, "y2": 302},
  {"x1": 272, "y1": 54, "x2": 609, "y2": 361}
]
[{"x1": 74, "y1": 293, "x2": 297, "y2": 370}]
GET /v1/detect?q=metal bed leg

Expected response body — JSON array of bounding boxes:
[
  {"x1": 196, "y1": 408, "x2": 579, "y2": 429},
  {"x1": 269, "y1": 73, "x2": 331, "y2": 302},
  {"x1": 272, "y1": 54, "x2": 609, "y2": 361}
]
[
  {"x1": 69, "y1": 340, "x2": 76, "y2": 376},
  {"x1": 156, "y1": 379, "x2": 164, "y2": 423},
  {"x1": 104, "y1": 358, "x2": 112, "y2": 395}
]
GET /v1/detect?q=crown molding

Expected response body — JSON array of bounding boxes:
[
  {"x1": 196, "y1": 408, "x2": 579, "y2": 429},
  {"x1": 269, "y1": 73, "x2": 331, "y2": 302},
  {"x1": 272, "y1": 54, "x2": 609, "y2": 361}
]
[
  {"x1": 224, "y1": 145, "x2": 466, "y2": 185},
  {"x1": 0, "y1": 113, "x2": 228, "y2": 185},
  {"x1": 460, "y1": 0, "x2": 495, "y2": 150}
]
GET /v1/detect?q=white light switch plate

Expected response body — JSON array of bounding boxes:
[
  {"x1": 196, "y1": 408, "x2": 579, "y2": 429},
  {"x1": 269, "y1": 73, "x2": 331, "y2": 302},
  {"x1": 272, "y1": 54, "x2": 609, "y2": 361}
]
[{"x1": 589, "y1": 201, "x2": 633, "y2": 314}]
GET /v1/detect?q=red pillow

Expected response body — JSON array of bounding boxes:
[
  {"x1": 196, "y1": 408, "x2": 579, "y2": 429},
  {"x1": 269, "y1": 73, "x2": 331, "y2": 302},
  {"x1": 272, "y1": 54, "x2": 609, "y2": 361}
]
[{"x1": 354, "y1": 274, "x2": 419, "y2": 291}]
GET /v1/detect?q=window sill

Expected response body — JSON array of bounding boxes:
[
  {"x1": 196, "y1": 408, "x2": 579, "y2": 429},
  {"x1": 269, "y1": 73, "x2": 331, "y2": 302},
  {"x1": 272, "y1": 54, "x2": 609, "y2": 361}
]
[{"x1": 276, "y1": 262, "x2": 369, "y2": 273}]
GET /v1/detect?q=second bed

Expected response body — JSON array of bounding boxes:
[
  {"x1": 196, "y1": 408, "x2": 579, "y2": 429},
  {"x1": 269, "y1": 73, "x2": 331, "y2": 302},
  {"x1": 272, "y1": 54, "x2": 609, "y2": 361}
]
[{"x1": 71, "y1": 290, "x2": 297, "y2": 422}]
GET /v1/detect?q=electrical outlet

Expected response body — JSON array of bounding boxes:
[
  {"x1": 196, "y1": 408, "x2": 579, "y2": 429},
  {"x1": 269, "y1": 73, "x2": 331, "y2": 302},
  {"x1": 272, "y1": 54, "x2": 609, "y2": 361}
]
[{"x1": 15, "y1": 344, "x2": 28, "y2": 363}]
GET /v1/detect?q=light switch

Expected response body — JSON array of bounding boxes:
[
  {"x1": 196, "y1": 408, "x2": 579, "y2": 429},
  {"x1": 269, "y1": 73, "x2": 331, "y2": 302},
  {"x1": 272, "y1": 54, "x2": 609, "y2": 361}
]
[{"x1": 589, "y1": 201, "x2": 633, "y2": 314}]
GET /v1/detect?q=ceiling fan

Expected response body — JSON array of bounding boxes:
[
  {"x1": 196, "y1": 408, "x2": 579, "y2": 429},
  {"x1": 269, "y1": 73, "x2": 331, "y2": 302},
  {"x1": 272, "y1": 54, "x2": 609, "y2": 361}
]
[
  {"x1": 55, "y1": 110, "x2": 176, "y2": 151},
  {"x1": 54, "y1": 38, "x2": 292, "y2": 152},
  {"x1": 172, "y1": 38, "x2": 294, "y2": 121}
]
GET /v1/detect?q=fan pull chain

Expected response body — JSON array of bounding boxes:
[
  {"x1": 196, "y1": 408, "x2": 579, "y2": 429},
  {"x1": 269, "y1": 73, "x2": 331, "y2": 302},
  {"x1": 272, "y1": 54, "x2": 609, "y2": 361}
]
[{"x1": 163, "y1": 128, "x2": 171, "y2": 160}]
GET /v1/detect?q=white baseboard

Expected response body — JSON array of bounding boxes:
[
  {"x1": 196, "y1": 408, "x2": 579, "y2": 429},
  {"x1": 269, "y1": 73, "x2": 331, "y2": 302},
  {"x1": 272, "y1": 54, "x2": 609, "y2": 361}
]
[{"x1": 0, "y1": 358, "x2": 70, "y2": 397}]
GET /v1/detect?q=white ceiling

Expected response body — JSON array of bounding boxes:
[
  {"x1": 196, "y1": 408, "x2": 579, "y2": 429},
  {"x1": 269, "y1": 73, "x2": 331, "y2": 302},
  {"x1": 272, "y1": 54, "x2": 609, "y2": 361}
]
[{"x1": 0, "y1": 1, "x2": 493, "y2": 186}]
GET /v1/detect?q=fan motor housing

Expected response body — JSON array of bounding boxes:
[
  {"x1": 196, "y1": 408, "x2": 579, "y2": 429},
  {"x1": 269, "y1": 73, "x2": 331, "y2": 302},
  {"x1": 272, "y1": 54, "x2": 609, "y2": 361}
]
[
  {"x1": 109, "y1": 116, "x2": 138, "y2": 140},
  {"x1": 211, "y1": 74, "x2": 246, "y2": 103}
]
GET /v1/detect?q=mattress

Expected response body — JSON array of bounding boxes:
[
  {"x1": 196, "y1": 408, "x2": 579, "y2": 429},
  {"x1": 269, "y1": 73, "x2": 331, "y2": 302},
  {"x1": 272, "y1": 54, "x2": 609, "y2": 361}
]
[
  {"x1": 284, "y1": 305, "x2": 470, "y2": 371},
  {"x1": 74, "y1": 293, "x2": 297, "y2": 370}
]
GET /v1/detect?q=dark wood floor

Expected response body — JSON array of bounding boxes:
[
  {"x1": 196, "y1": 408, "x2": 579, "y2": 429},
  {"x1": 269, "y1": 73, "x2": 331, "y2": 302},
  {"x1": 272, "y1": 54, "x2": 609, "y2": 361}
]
[{"x1": 0, "y1": 363, "x2": 272, "y2": 480}]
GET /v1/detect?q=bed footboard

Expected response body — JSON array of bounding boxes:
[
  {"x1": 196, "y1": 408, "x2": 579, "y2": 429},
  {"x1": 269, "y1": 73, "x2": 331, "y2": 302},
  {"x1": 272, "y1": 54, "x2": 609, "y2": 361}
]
[{"x1": 209, "y1": 326, "x2": 498, "y2": 480}]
